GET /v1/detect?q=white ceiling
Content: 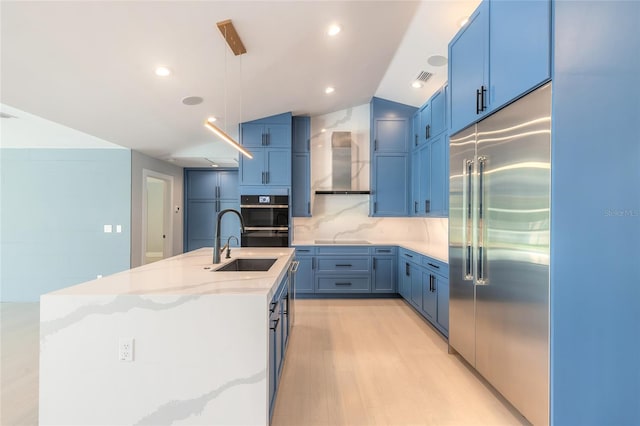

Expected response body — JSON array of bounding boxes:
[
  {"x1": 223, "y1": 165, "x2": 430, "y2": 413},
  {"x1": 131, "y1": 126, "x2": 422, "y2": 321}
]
[{"x1": 0, "y1": 1, "x2": 479, "y2": 166}]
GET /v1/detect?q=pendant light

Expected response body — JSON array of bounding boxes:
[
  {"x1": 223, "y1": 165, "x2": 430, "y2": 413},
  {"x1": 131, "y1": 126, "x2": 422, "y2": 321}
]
[{"x1": 204, "y1": 20, "x2": 253, "y2": 159}]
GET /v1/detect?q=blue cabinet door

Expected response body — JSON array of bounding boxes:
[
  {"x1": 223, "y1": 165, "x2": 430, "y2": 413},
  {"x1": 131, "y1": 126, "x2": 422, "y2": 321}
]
[
  {"x1": 436, "y1": 274, "x2": 449, "y2": 333},
  {"x1": 420, "y1": 102, "x2": 431, "y2": 144},
  {"x1": 410, "y1": 263, "x2": 422, "y2": 309},
  {"x1": 412, "y1": 111, "x2": 420, "y2": 149},
  {"x1": 266, "y1": 149, "x2": 291, "y2": 186},
  {"x1": 399, "y1": 260, "x2": 410, "y2": 300},
  {"x1": 428, "y1": 133, "x2": 447, "y2": 217},
  {"x1": 239, "y1": 150, "x2": 265, "y2": 185},
  {"x1": 419, "y1": 144, "x2": 431, "y2": 215},
  {"x1": 268, "y1": 313, "x2": 276, "y2": 414},
  {"x1": 410, "y1": 149, "x2": 420, "y2": 216},
  {"x1": 449, "y1": 1, "x2": 489, "y2": 133},
  {"x1": 266, "y1": 124, "x2": 291, "y2": 148},
  {"x1": 291, "y1": 153, "x2": 310, "y2": 217},
  {"x1": 217, "y1": 171, "x2": 238, "y2": 200},
  {"x1": 292, "y1": 116, "x2": 310, "y2": 153},
  {"x1": 241, "y1": 123, "x2": 266, "y2": 148},
  {"x1": 489, "y1": 0, "x2": 550, "y2": 112},
  {"x1": 294, "y1": 256, "x2": 314, "y2": 293},
  {"x1": 430, "y1": 87, "x2": 447, "y2": 138},
  {"x1": 186, "y1": 200, "x2": 215, "y2": 251},
  {"x1": 422, "y1": 272, "x2": 437, "y2": 321},
  {"x1": 372, "y1": 256, "x2": 395, "y2": 293},
  {"x1": 187, "y1": 170, "x2": 217, "y2": 199},
  {"x1": 372, "y1": 154, "x2": 408, "y2": 216},
  {"x1": 374, "y1": 118, "x2": 408, "y2": 152},
  {"x1": 219, "y1": 200, "x2": 242, "y2": 241}
]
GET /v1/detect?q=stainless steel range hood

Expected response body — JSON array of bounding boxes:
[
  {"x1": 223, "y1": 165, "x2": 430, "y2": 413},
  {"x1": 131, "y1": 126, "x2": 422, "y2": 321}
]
[{"x1": 315, "y1": 131, "x2": 370, "y2": 195}]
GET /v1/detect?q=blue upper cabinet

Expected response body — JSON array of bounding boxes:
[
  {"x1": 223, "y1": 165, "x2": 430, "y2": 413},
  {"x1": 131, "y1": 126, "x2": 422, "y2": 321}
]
[
  {"x1": 370, "y1": 97, "x2": 417, "y2": 217},
  {"x1": 374, "y1": 119, "x2": 408, "y2": 152},
  {"x1": 292, "y1": 116, "x2": 310, "y2": 153},
  {"x1": 419, "y1": 103, "x2": 431, "y2": 144},
  {"x1": 373, "y1": 154, "x2": 409, "y2": 216},
  {"x1": 449, "y1": 0, "x2": 551, "y2": 134},
  {"x1": 489, "y1": 0, "x2": 550, "y2": 111},
  {"x1": 427, "y1": 133, "x2": 447, "y2": 217},
  {"x1": 291, "y1": 116, "x2": 311, "y2": 217},
  {"x1": 449, "y1": 1, "x2": 489, "y2": 134},
  {"x1": 412, "y1": 111, "x2": 420, "y2": 149},
  {"x1": 430, "y1": 86, "x2": 447, "y2": 138},
  {"x1": 240, "y1": 113, "x2": 292, "y2": 188}
]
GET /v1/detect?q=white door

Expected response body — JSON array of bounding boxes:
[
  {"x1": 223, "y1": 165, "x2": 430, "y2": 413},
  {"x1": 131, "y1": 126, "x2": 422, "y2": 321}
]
[{"x1": 142, "y1": 170, "x2": 173, "y2": 264}]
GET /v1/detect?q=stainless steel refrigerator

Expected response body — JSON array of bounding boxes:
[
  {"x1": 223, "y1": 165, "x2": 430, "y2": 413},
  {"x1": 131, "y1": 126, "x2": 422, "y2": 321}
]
[{"x1": 449, "y1": 83, "x2": 551, "y2": 425}]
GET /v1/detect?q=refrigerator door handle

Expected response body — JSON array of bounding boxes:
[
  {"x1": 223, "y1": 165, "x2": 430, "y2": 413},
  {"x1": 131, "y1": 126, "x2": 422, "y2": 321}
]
[
  {"x1": 477, "y1": 156, "x2": 487, "y2": 283},
  {"x1": 464, "y1": 159, "x2": 474, "y2": 280}
]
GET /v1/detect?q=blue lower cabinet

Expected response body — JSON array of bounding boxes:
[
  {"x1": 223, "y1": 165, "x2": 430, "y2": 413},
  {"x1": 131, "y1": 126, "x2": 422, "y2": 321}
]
[
  {"x1": 397, "y1": 249, "x2": 450, "y2": 337},
  {"x1": 268, "y1": 273, "x2": 290, "y2": 419},
  {"x1": 317, "y1": 257, "x2": 370, "y2": 273},
  {"x1": 372, "y1": 255, "x2": 396, "y2": 293},
  {"x1": 294, "y1": 256, "x2": 314, "y2": 294},
  {"x1": 316, "y1": 276, "x2": 370, "y2": 293},
  {"x1": 436, "y1": 275, "x2": 449, "y2": 333},
  {"x1": 422, "y1": 271, "x2": 437, "y2": 321},
  {"x1": 409, "y1": 263, "x2": 423, "y2": 309}
]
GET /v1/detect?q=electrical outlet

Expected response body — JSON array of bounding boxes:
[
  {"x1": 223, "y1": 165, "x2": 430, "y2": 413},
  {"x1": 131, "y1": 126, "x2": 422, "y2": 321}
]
[{"x1": 119, "y1": 338, "x2": 134, "y2": 362}]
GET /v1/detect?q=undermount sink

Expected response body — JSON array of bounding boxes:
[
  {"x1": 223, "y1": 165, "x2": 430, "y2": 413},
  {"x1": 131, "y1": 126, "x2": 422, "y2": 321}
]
[{"x1": 214, "y1": 258, "x2": 277, "y2": 272}]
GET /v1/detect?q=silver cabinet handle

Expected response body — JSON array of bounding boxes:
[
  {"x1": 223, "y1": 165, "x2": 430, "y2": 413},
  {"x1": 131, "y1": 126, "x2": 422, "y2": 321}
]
[
  {"x1": 477, "y1": 156, "x2": 487, "y2": 283},
  {"x1": 464, "y1": 159, "x2": 474, "y2": 280}
]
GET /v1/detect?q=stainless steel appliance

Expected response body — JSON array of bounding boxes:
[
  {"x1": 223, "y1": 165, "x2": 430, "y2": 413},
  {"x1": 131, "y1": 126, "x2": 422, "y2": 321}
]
[
  {"x1": 449, "y1": 83, "x2": 551, "y2": 425},
  {"x1": 240, "y1": 195, "x2": 289, "y2": 247}
]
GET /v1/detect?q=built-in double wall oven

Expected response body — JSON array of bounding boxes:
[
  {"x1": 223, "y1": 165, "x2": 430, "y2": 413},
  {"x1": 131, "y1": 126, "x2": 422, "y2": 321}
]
[{"x1": 240, "y1": 195, "x2": 289, "y2": 247}]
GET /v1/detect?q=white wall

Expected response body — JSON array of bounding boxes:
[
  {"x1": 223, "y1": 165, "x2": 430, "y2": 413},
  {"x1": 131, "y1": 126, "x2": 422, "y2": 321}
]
[{"x1": 130, "y1": 150, "x2": 184, "y2": 268}]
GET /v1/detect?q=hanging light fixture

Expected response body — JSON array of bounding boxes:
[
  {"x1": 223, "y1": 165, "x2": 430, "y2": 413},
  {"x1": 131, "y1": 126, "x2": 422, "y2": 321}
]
[{"x1": 204, "y1": 19, "x2": 253, "y2": 159}]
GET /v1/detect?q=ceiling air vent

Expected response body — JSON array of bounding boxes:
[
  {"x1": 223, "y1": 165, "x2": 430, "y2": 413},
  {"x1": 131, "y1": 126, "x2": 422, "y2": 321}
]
[
  {"x1": 0, "y1": 112, "x2": 17, "y2": 119},
  {"x1": 415, "y1": 71, "x2": 433, "y2": 83}
]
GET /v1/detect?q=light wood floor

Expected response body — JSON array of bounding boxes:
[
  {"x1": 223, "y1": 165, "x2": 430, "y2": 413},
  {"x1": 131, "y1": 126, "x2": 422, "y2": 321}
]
[
  {"x1": 0, "y1": 300, "x2": 526, "y2": 426},
  {"x1": 271, "y1": 299, "x2": 526, "y2": 426}
]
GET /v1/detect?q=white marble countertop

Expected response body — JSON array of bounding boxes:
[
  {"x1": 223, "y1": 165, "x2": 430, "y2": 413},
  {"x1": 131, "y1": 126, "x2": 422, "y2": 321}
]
[
  {"x1": 45, "y1": 247, "x2": 295, "y2": 298},
  {"x1": 291, "y1": 240, "x2": 448, "y2": 263}
]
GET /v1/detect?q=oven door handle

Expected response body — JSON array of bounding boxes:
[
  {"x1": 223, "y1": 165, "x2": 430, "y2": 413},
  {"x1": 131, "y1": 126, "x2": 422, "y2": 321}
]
[
  {"x1": 240, "y1": 204, "x2": 289, "y2": 209},
  {"x1": 244, "y1": 226, "x2": 289, "y2": 231}
]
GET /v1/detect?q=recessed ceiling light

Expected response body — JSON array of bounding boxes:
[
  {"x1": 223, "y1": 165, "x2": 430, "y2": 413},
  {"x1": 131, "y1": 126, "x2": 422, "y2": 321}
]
[
  {"x1": 411, "y1": 81, "x2": 423, "y2": 89},
  {"x1": 328, "y1": 24, "x2": 341, "y2": 36},
  {"x1": 321, "y1": 128, "x2": 327, "y2": 133},
  {"x1": 427, "y1": 55, "x2": 448, "y2": 67},
  {"x1": 182, "y1": 96, "x2": 203, "y2": 106},
  {"x1": 155, "y1": 66, "x2": 172, "y2": 77},
  {"x1": 458, "y1": 17, "x2": 469, "y2": 28},
  {"x1": 207, "y1": 116, "x2": 217, "y2": 123},
  {"x1": 325, "y1": 86, "x2": 335, "y2": 94}
]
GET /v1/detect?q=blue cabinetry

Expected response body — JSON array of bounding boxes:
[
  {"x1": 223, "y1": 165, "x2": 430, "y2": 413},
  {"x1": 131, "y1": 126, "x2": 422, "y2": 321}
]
[
  {"x1": 291, "y1": 116, "x2": 311, "y2": 217},
  {"x1": 370, "y1": 97, "x2": 417, "y2": 217},
  {"x1": 184, "y1": 169, "x2": 239, "y2": 252},
  {"x1": 240, "y1": 113, "x2": 292, "y2": 188},
  {"x1": 410, "y1": 84, "x2": 449, "y2": 218},
  {"x1": 372, "y1": 154, "x2": 409, "y2": 216},
  {"x1": 398, "y1": 248, "x2": 449, "y2": 337},
  {"x1": 448, "y1": 0, "x2": 551, "y2": 134},
  {"x1": 372, "y1": 247, "x2": 396, "y2": 293},
  {"x1": 268, "y1": 271, "x2": 291, "y2": 419}
]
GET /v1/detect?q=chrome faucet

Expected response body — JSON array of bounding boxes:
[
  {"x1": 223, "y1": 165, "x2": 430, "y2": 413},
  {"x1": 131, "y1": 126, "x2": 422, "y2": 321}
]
[
  {"x1": 225, "y1": 236, "x2": 239, "y2": 259},
  {"x1": 213, "y1": 209, "x2": 245, "y2": 264}
]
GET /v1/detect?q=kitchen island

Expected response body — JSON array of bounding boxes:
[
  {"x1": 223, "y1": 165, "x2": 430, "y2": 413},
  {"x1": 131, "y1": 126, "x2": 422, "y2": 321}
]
[{"x1": 39, "y1": 247, "x2": 295, "y2": 426}]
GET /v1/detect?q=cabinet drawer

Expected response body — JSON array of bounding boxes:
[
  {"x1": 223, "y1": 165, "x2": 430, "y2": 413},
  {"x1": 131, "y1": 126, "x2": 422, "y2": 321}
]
[
  {"x1": 295, "y1": 246, "x2": 316, "y2": 255},
  {"x1": 374, "y1": 246, "x2": 396, "y2": 255},
  {"x1": 399, "y1": 248, "x2": 421, "y2": 264},
  {"x1": 316, "y1": 246, "x2": 371, "y2": 255},
  {"x1": 316, "y1": 277, "x2": 370, "y2": 293},
  {"x1": 317, "y1": 257, "x2": 370, "y2": 272},
  {"x1": 422, "y1": 257, "x2": 448, "y2": 278}
]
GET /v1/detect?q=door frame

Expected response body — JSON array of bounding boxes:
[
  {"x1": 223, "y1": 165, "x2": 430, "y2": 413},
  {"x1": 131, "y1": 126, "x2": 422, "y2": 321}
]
[{"x1": 141, "y1": 169, "x2": 174, "y2": 264}]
